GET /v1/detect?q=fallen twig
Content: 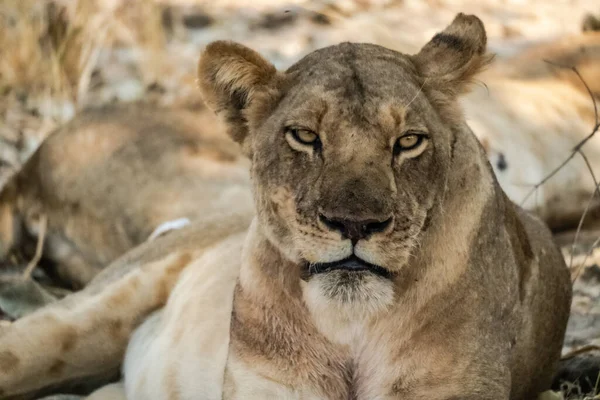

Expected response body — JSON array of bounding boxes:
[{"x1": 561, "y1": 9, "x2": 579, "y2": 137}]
[
  {"x1": 561, "y1": 344, "x2": 600, "y2": 361},
  {"x1": 21, "y1": 214, "x2": 47, "y2": 280}
]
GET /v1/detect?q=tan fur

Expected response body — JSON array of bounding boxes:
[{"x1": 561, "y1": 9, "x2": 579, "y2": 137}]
[
  {"x1": 0, "y1": 103, "x2": 252, "y2": 288},
  {"x1": 0, "y1": 14, "x2": 572, "y2": 400}
]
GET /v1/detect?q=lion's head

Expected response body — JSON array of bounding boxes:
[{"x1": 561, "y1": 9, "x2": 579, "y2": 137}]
[{"x1": 199, "y1": 14, "x2": 494, "y2": 313}]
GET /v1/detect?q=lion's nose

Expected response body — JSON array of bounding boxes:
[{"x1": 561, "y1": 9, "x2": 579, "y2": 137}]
[{"x1": 318, "y1": 214, "x2": 393, "y2": 245}]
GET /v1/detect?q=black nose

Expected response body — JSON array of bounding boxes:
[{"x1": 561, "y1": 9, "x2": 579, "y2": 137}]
[{"x1": 318, "y1": 214, "x2": 393, "y2": 244}]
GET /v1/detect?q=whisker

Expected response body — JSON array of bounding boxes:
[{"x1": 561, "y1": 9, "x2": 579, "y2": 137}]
[{"x1": 403, "y1": 78, "x2": 427, "y2": 109}]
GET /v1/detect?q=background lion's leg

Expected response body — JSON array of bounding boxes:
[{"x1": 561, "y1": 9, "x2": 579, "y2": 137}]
[{"x1": 0, "y1": 250, "x2": 193, "y2": 399}]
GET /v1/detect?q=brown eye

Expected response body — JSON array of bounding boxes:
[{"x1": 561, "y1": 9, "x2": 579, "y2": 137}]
[
  {"x1": 289, "y1": 128, "x2": 319, "y2": 146},
  {"x1": 394, "y1": 132, "x2": 427, "y2": 155}
]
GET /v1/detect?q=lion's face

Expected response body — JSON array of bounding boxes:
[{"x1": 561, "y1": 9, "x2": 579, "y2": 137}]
[
  {"x1": 199, "y1": 14, "x2": 491, "y2": 307},
  {"x1": 251, "y1": 44, "x2": 446, "y2": 275}
]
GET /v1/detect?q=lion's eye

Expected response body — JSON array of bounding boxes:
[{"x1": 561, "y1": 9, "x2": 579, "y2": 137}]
[
  {"x1": 394, "y1": 132, "x2": 427, "y2": 155},
  {"x1": 288, "y1": 128, "x2": 319, "y2": 146},
  {"x1": 399, "y1": 134, "x2": 419, "y2": 149}
]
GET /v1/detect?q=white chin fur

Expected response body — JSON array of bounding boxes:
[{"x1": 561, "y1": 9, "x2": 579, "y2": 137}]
[{"x1": 302, "y1": 271, "x2": 395, "y2": 346}]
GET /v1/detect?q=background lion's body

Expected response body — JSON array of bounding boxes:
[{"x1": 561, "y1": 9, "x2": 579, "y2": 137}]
[{"x1": 0, "y1": 104, "x2": 252, "y2": 287}]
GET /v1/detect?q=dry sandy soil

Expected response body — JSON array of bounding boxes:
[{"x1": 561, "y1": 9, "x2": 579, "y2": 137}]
[{"x1": 1, "y1": 0, "x2": 600, "y2": 398}]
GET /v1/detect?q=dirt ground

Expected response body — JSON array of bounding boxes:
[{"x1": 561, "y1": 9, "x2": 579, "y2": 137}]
[{"x1": 1, "y1": 0, "x2": 600, "y2": 398}]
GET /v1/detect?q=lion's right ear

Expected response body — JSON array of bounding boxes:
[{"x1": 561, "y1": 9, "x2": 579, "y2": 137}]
[
  {"x1": 198, "y1": 41, "x2": 280, "y2": 148},
  {"x1": 412, "y1": 13, "x2": 492, "y2": 97}
]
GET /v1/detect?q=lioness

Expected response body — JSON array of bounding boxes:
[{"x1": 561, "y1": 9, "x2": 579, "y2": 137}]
[
  {"x1": 0, "y1": 13, "x2": 571, "y2": 400},
  {"x1": 0, "y1": 104, "x2": 252, "y2": 288}
]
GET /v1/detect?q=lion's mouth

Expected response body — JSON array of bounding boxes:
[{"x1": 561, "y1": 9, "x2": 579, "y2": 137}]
[{"x1": 307, "y1": 255, "x2": 392, "y2": 279}]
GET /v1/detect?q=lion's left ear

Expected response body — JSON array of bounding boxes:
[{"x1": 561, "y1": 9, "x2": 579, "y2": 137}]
[
  {"x1": 412, "y1": 13, "x2": 493, "y2": 97},
  {"x1": 198, "y1": 41, "x2": 281, "y2": 150}
]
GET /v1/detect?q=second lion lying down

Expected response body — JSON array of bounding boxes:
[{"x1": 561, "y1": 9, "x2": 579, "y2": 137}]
[{"x1": 0, "y1": 13, "x2": 571, "y2": 400}]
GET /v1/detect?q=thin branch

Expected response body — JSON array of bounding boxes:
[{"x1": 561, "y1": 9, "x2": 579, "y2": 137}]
[
  {"x1": 21, "y1": 214, "x2": 47, "y2": 280},
  {"x1": 520, "y1": 62, "x2": 599, "y2": 207},
  {"x1": 569, "y1": 155, "x2": 600, "y2": 271},
  {"x1": 577, "y1": 151, "x2": 600, "y2": 195},
  {"x1": 561, "y1": 344, "x2": 600, "y2": 361},
  {"x1": 543, "y1": 59, "x2": 598, "y2": 126}
]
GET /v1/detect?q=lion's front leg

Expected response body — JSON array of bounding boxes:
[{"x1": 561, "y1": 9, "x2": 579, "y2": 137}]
[
  {"x1": 122, "y1": 233, "x2": 245, "y2": 400},
  {"x1": 0, "y1": 251, "x2": 192, "y2": 399}
]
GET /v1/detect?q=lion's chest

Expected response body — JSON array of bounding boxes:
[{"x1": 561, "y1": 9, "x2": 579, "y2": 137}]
[
  {"x1": 222, "y1": 323, "x2": 470, "y2": 400},
  {"x1": 222, "y1": 344, "x2": 393, "y2": 400},
  {"x1": 222, "y1": 352, "x2": 330, "y2": 400},
  {"x1": 224, "y1": 291, "x2": 404, "y2": 400},
  {"x1": 222, "y1": 331, "x2": 433, "y2": 400}
]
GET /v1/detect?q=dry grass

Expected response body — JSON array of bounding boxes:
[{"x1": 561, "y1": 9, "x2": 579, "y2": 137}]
[
  {"x1": 0, "y1": 0, "x2": 168, "y2": 181},
  {"x1": 0, "y1": 0, "x2": 165, "y2": 103},
  {"x1": 1, "y1": 0, "x2": 97, "y2": 108}
]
